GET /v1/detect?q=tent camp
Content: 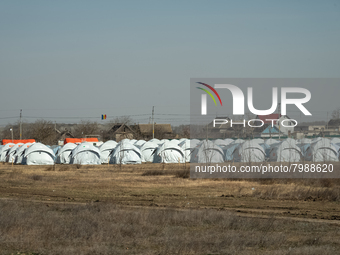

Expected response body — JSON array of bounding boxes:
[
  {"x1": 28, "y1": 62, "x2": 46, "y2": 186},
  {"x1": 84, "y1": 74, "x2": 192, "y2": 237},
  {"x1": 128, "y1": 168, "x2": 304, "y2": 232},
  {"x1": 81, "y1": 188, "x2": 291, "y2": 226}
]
[
  {"x1": 232, "y1": 141, "x2": 266, "y2": 162},
  {"x1": 98, "y1": 140, "x2": 118, "y2": 163},
  {"x1": 23, "y1": 143, "x2": 55, "y2": 165},
  {"x1": 269, "y1": 140, "x2": 302, "y2": 162},
  {"x1": 15, "y1": 143, "x2": 33, "y2": 164},
  {"x1": 224, "y1": 138, "x2": 235, "y2": 144},
  {"x1": 6, "y1": 143, "x2": 24, "y2": 163},
  {"x1": 264, "y1": 138, "x2": 279, "y2": 146},
  {"x1": 153, "y1": 141, "x2": 185, "y2": 163},
  {"x1": 191, "y1": 140, "x2": 224, "y2": 163},
  {"x1": 56, "y1": 143, "x2": 77, "y2": 164},
  {"x1": 178, "y1": 139, "x2": 200, "y2": 162},
  {"x1": 50, "y1": 145, "x2": 61, "y2": 156},
  {"x1": 139, "y1": 141, "x2": 159, "y2": 162},
  {"x1": 223, "y1": 143, "x2": 241, "y2": 161},
  {"x1": 259, "y1": 143, "x2": 271, "y2": 158},
  {"x1": 297, "y1": 138, "x2": 312, "y2": 145},
  {"x1": 305, "y1": 138, "x2": 339, "y2": 162},
  {"x1": 110, "y1": 141, "x2": 142, "y2": 164},
  {"x1": 134, "y1": 140, "x2": 146, "y2": 147},
  {"x1": 70, "y1": 142, "x2": 101, "y2": 165},
  {"x1": 251, "y1": 138, "x2": 265, "y2": 144},
  {"x1": 331, "y1": 137, "x2": 340, "y2": 144},
  {"x1": 213, "y1": 139, "x2": 233, "y2": 149},
  {"x1": 0, "y1": 143, "x2": 15, "y2": 162},
  {"x1": 296, "y1": 139, "x2": 312, "y2": 158},
  {"x1": 149, "y1": 138, "x2": 161, "y2": 144}
]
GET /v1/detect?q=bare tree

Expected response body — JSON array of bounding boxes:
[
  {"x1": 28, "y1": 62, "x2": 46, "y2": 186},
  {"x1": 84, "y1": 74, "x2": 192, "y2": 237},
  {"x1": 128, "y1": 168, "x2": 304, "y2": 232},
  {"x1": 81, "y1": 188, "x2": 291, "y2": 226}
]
[
  {"x1": 113, "y1": 116, "x2": 133, "y2": 125},
  {"x1": 25, "y1": 120, "x2": 57, "y2": 145},
  {"x1": 73, "y1": 121, "x2": 99, "y2": 138},
  {"x1": 331, "y1": 107, "x2": 340, "y2": 119}
]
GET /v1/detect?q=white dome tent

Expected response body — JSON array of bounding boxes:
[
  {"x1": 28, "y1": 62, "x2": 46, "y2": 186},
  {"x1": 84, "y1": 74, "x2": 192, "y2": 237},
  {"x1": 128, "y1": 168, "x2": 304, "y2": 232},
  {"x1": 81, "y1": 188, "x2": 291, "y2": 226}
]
[
  {"x1": 305, "y1": 138, "x2": 339, "y2": 162},
  {"x1": 191, "y1": 140, "x2": 224, "y2": 163},
  {"x1": 232, "y1": 141, "x2": 266, "y2": 162},
  {"x1": 331, "y1": 137, "x2": 340, "y2": 144},
  {"x1": 223, "y1": 143, "x2": 241, "y2": 161},
  {"x1": 264, "y1": 138, "x2": 279, "y2": 146},
  {"x1": 297, "y1": 138, "x2": 312, "y2": 145},
  {"x1": 251, "y1": 138, "x2": 265, "y2": 144},
  {"x1": 0, "y1": 143, "x2": 15, "y2": 162},
  {"x1": 179, "y1": 139, "x2": 200, "y2": 162},
  {"x1": 213, "y1": 139, "x2": 233, "y2": 149},
  {"x1": 149, "y1": 138, "x2": 160, "y2": 144},
  {"x1": 6, "y1": 143, "x2": 24, "y2": 163},
  {"x1": 98, "y1": 140, "x2": 118, "y2": 164},
  {"x1": 153, "y1": 141, "x2": 185, "y2": 163},
  {"x1": 134, "y1": 140, "x2": 146, "y2": 147},
  {"x1": 139, "y1": 141, "x2": 159, "y2": 162},
  {"x1": 179, "y1": 138, "x2": 188, "y2": 143},
  {"x1": 56, "y1": 143, "x2": 77, "y2": 164},
  {"x1": 259, "y1": 143, "x2": 271, "y2": 159},
  {"x1": 119, "y1": 139, "x2": 132, "y2": 145},
  {"x1": 224, "y1": 138, "x2": 234, "y2": 144},
  {"x1": 232, "y1": 139, "x2": 245, "y2": 145},
  {"x1": 70, "y1": 142, "x2": 101, "y2": 165},
  {"x1": 23, "y1": 143, "x2": 55, "y2": 165},
  {"x1": 15, "y1": 143, "x2": 33, "y2": 164},
  {"x1": 269, "y1": 140, "x2": 302, "y2": 162},
  {"x1": 296, "y1": 139, "x2": 312, "y2": 158},
  {"x1": 282, "y1": 138, "x2": 297, "y2": 146},
  {"x1": 170, "y1": 139, "x2": 180, "y2": 144},
  {"x1": 110, "y1": 141, "x2": 142, "y2": 164}
]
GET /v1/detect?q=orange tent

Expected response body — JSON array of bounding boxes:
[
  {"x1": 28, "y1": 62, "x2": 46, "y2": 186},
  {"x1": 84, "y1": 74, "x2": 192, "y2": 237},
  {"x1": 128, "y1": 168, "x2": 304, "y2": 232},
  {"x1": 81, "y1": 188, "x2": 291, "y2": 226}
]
[
  {"x1": 2, "y1": 139, "x2": 36, "y2": 145},
  {"x1": 64, "y1": 138, "x2": 99, "y2": 144}
]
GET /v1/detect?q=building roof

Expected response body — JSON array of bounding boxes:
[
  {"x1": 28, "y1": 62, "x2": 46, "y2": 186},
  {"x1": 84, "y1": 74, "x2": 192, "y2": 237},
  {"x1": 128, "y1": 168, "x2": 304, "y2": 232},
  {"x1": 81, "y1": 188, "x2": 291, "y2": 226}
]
[
  {"x1": 138, "y1": 124, "x2": 172, "y2": 134},
  {"x1": 262, "y1": 125, "x2": 283, "y2": 134},
  {"x1": 111, "y1": 123, "x2": 136, "y2": 134}
]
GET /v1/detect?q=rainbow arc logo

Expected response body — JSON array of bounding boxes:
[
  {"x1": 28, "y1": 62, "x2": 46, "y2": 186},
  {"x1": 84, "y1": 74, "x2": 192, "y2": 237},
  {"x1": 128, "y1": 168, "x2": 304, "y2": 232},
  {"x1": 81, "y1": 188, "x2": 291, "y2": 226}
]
[
  {"x1": 196, "y1": 82, "x2": 222, "y2": 115},
  {"x1": 196, "y1": 82, "x2": 223, "y2": 106}
]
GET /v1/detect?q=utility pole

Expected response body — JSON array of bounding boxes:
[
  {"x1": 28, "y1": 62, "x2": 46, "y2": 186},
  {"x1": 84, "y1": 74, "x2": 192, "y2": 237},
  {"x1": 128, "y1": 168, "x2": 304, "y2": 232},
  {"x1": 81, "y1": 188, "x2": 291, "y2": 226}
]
[
  {"x1": 20, "y1": 109, "x2": 22, "y2": 140},
  {"x1": 152, "y1": 106, "x2": 154, "y2": 139}
]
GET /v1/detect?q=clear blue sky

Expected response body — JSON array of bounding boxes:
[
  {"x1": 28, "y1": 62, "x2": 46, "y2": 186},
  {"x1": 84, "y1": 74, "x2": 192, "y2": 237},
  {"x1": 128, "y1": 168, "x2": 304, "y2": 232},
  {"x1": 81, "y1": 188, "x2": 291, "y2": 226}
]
[{"x1": 1, "y1": 0, "x2": 339, "y2": 125}]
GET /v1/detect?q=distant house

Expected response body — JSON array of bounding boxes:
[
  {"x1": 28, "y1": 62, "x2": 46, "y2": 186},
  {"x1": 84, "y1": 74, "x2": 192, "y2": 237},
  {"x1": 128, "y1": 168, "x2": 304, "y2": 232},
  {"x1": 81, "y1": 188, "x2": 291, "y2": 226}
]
[
  {"x1": 55, "y1": 128, "x2": 74, "y2": 145},
  {"x1": 111, "y1": 123, "x2": 137, "y2": 142},
  {"x1": 260, "y1": 125, "x2": 285, "y2": 138},
  {"x1": 109, "y1": 123, "x2": 173, "y2": 141},
  {"x1": 255, "y1": 114, "x2": 295, "y2": 136},
  {"x1": 134, "y1": 124, "x2": 173, "y2": 140}
]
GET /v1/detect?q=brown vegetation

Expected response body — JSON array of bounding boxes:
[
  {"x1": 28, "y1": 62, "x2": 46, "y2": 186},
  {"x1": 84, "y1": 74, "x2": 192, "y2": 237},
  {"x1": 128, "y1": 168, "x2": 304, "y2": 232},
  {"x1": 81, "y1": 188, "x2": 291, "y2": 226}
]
[
  {"x1": 0, "y1": 163, "x2": 339, "y2": 254},
  {"x1": 1, "y1": 200, "x2": 340, "y2": 255}
]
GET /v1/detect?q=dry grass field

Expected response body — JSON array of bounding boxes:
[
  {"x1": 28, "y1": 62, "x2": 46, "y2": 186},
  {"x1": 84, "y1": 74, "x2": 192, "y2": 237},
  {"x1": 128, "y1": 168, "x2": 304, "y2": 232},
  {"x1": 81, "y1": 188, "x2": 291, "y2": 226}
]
[{"x1": 0, "y1": 162, "x2": 339, "y2": 254}]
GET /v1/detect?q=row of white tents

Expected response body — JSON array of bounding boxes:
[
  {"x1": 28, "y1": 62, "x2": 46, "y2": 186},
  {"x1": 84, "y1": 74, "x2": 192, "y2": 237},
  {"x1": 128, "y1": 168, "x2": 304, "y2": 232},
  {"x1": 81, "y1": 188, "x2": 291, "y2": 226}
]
[{"x1": 0, "y1": 137, "x2": 340, "y2": 165}]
